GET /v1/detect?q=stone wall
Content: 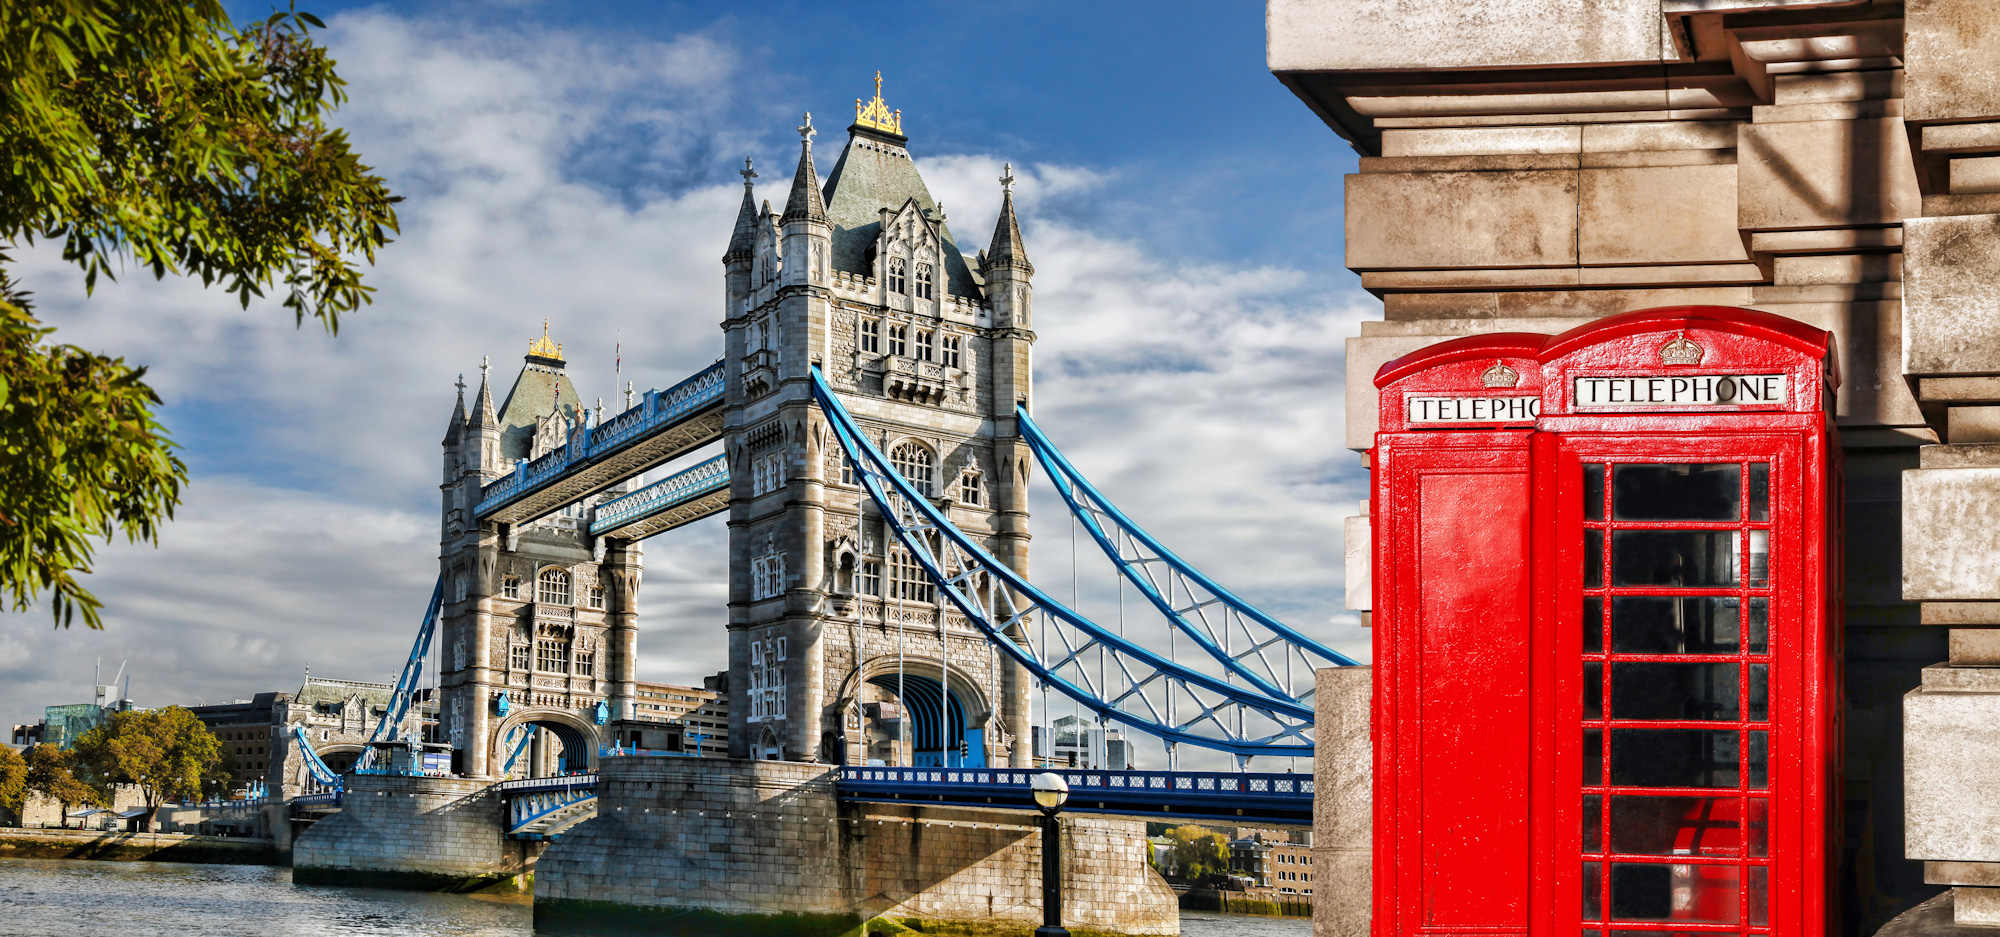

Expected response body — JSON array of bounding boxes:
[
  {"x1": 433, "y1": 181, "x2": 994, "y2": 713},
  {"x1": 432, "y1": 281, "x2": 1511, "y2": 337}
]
[
  {"x1": 534, "y1": 755, "x2": 1176, "y2": 936},
  {"x1": 291, "y1": 772, "x2": 539, "y2": 890}
]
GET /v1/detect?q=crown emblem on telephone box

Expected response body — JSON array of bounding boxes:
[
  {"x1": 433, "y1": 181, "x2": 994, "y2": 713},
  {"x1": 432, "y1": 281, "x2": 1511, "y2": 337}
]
[
  {"x1": 1660, "y1": 332, "x2": 1704, "y2": 366},
  {"x1": 1480, "y1": 362, "x2": 1520, "y2": 388}
]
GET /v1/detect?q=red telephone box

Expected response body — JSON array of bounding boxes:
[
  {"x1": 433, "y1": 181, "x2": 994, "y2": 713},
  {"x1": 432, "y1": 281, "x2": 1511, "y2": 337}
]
[{"x1": 1370, "y1": 307, "x2": 1841, "y2": 937}]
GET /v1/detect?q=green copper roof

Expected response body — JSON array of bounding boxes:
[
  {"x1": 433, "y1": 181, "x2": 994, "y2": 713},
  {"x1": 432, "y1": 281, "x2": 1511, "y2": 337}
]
[
  {"x1": 821, "y1": 127, "x2": 981, "y2": 299},
  {"x1": 495, "y1": 356, "x2": 584, "y2": 463}
]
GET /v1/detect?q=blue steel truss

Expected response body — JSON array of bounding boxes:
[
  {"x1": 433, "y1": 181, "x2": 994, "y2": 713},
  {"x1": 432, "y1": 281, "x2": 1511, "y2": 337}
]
[
  {"x1": 1016, "y1": 407, "x2": 1357, "y2": 709},
  {"x1": 358, "y1": 576, "x2": 443, "y2": 771},
  {"x1": 292, "y1": 727, "x2": 343, "y2": 789},
  {"x1": 475, "y1": 361, "x2": 725, "y2": 520},
  {"x1": 811, "y1": 368, "x2": 1314, "y2": 760},
  {"x1": 588, "y1": 455, "x2": 729, "y2": 537}
]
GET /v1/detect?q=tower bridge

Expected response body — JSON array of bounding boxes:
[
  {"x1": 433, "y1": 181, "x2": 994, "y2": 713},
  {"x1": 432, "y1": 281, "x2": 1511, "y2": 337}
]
[{"x1": 293, "y1": 79, "x2": 1341, "y2": 933}]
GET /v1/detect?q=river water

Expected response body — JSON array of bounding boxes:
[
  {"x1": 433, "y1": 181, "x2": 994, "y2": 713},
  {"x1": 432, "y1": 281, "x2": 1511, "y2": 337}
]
[{"x1": 0, "y1": 859, "x2": 1311, "y2": 937}]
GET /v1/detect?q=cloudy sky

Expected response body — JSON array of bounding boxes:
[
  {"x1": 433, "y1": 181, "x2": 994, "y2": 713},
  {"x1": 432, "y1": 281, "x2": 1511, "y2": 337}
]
[{"x1": 1, "y1": 0, "x2": 1372, "y2": 762}]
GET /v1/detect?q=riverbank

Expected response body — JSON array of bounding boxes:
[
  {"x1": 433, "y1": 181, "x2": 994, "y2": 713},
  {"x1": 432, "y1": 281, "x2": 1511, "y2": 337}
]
[{"x1": 0, "y1": 827, "x2": 283, "y2": 865}]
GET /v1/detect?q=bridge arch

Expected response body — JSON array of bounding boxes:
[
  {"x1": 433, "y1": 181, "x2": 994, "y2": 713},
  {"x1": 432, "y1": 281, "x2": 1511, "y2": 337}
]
[
  {"x1": 857, "y1": 658, "x2": 993, "y2": 768},
  {"x1": 490, "y1": 708, "x2": 599, "y2": 778}
]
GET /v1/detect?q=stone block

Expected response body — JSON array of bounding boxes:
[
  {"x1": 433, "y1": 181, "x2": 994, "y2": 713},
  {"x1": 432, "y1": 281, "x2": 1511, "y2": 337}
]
[
  {"x1": 1906, "y1": 468, "x2": 2000, "y2": 599},
  {"x1": 1345, "y1": 334, "x2": 1451, "y2": 450},
  {"x1": 1906, "y1": 214, "x2": 2000, "y2": 375},
  {"x1": 1738, "y1": 117, "x2": 1921, "y2": 230},
  {"x1": 1907, "y1": 684, "x2": 2000, "y2": 862},
  {"x1": 1380, "y1": 126, "x2": 1580, "y2": 158},
  {"x1": 1772, "y1": 254, "x2": 1900, "y2": 285},
  {"x1": 1958, "y1": 887, "x2": 2000, "y2": 926},
  {"x1": 1314, "y1": 665, "x2": 1370, "y2": 937},
  {"x1": 1773, "y1": 70, "x2": 1903, "y2": 107},
  {"x1": 1747, "y1": 300, "x2": 1923, "y2": 427},
  {"x1": 1931, "y1": 861, "x2": 2000, "y2": 886},
  {"x1": 1344, "y1": 514, "x2": 1370, "y2": 611},
  {"x1": 1906, "y1": 0, "x2": 2000, "y2": 125},
  {"x1": 1950, "y1": 629, "x2": 2000, "y2": 666},
  {"x1": 1579, "y1": 164, "x2": 1748, "y2": 266},
  {"x1": 1949, "y1": 408, "x2": 2000, "y2": 443},
  {"x1": 1267, "y1": 0, "x2": 1660, "y2": 72},
  {"x1": 1345, "y1": 170, "x2": 1578, "y2": 271},
  {"x1": 1953, "y1": 157, "x2": 2000, "y2": 195}
]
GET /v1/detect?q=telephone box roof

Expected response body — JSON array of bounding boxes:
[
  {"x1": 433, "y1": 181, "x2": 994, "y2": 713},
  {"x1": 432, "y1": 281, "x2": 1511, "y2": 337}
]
[{"x1": 1375, "y1": 306, "x2": 1839, "y2": 391}]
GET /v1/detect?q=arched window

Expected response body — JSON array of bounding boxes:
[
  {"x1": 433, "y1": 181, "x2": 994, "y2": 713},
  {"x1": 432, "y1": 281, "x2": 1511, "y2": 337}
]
[
  {"x1": 888, "y1": 257, "x2": 908, "y2": 294},
  {"x1": 538, "y1": 567, "x2": 572, "y2": 605},
  {"x1": 537, "y1": 638, "x2": 568, "y2": 672},
  {"x1": 915, "y1": 263, "x2": 934, "y2": 299},
  {"x1": 890, "y1": 441, "x2": 935, "y2": 495}
]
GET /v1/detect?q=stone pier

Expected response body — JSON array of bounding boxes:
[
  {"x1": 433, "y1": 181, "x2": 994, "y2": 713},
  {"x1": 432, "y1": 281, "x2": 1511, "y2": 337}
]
[
  {"x1": 533, "y1": 756, "x2": 1178, "y2": 936},
  {"x1": 292, "y1": 773, "x2": 542, "y2": 891},
  {"x1": 1313, "y1": 666, "x2": 1371, "y2": 937}
]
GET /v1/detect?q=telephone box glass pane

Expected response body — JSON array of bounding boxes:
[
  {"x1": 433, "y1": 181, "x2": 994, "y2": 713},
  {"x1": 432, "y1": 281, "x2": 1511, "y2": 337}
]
[
  {"x1": 1611, "y1": 597, "x2": 1741, "y2": 653},
  {"x1": 1586, "y1": 530, "x2": 1604, "y2": 587},
  {"x1": 1584, "y1": 795, "x2": 1602, "y2": 852},
  {"x1": 1747, "y1": 530, "x2": 1770, "y2": 587},
  {"x1": 1586, "y1": 597, "x2": 1605, "y2": 653},
  {"x1": 1610, "y1": 663, "x2": 1741, "y2": 721},
  {"x1": 1747, "y1": 666, "x2": 1769, "y2": 721},
  {"x1": 1748, "y1": 798, "x2": 1769, "y2": 857},
  {"x1": 1609, "y1": 862, "x2": 1740, "y2": 923},
  {"x1": 1586, "y1": 663, "x2": 1603, "y2": 719},
  {"x1": 1586, "y1": 464, "x2": 1607, "y2": 521},
  {"x1": 1609, "y1": 728, "x2": 1739, "y2": 788},
  {"x1": 1612, "y1": 531, "x2": 1738, "y2": 586},
  {"x1": 1748, "y1": 732, "x2": 1768, "y2": 789},
  {"x1": 1748, "y1": 867, "x2": 1769, "y2": 924},
  {"x1": 1746, "y1": 599, "x2": 1768, "y2": 653},
  {"x1": 1584, "y1": 862, "x2": 1603, "y2": 918},
  {"x1": 1585, "y1": 729, "x2": 1603, "y2": 785},
  {"x1": 1608, "y1": 796, "x2": 1742, "y2": 855},
  {"x1": 1749, "y1": 463, "x2": 1770, "y2": 522},
  {"x1": 1613, "y1": 464, "x2": 1740, "y2": 521}
]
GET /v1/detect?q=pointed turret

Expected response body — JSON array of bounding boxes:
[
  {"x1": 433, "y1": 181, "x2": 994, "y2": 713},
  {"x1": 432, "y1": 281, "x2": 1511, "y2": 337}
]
[
  {"x1": 442, "y1": 374, "x2": 467, "y2": 448},
  {"x1": 470, "y1": 356, "x2": 498, "y2": 432},
  {"x1": 983, "y1": 163, "x2": 1033, "y2": 277},
  {"x1": 781, "y1": 113, "x2": 827, "y2": 224},
  {"x1": 723, "y1": 157, "x2": 759, "y2": 265}
]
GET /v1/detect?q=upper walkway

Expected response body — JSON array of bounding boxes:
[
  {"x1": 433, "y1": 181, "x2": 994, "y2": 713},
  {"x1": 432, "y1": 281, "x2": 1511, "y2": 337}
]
[{"x1": 475, "y1": 362, "x2": 725, "y2": 525}]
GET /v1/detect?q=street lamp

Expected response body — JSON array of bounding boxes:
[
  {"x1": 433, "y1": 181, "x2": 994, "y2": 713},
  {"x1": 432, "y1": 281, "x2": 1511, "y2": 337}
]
[{"x1": 1031, "y1": 771, "x2": 1071, "y2": 937}]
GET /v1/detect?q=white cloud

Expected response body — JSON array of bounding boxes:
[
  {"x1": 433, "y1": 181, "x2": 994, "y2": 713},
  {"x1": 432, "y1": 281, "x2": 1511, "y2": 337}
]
[{"x1": 0, "y1": 10, "x2": 1376, "y2": 766}]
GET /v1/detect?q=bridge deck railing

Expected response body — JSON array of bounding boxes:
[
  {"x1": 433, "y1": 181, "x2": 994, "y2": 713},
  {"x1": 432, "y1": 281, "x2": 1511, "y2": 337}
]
[{"x1": 835, "y1": 765, "x2": 1313, "y2": 824}]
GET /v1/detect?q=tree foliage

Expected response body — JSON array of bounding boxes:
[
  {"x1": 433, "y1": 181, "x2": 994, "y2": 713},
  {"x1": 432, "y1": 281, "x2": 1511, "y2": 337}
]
[
  {"x1": 0, "y1": 0, "x2": 398, "y2": 627},
  {"x1": 0, "y1": 744, "x2": 25, "y2": 816},
  {"x1": 24, "y1": 742, "x2": 101, "y2": 821},
  {"x1": 1161, "y1": 824, "x2": 1233, "y2": 886},
  {"x1": 72, "y1": 706, "x2": 226, "y2": 815}
]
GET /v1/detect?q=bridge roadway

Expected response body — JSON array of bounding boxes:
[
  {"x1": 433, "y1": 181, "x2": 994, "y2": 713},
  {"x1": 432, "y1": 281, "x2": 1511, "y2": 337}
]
[
  {"x1": 475, "y1": 361, "x2": 725, "y2": 526},
  {"x1": 481, "y1": 761, "x2": 1313, "y2": 840}
]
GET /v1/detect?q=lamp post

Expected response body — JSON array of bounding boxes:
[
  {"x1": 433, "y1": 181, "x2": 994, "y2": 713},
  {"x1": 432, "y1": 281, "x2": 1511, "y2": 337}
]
[{"x1": 1031, "y1": 771, "x2": 1071, "y2": 937}]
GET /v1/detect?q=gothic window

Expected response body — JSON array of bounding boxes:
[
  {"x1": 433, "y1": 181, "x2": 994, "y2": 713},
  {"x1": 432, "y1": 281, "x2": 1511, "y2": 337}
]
[
  {"x1": 747, "y1": 633, "x2": 786, "y2": 722},
  {"x1": 841, "y1": 458, "x2": 855, "y2": 486},
  {"x1": 538, "y1": 568, "x2": 572, "y2": 605},
  {"x1": 537, "y1": 638, "x2": 568, "y2": 673},
  {"x1": 889, "y1": 441, "x2": 935, "y2": 495},
  {"x1": 859, "y1": 559, "x2": 882, "y2": 596},
  {"x1": 888, "y1": 323, "x2": 908, "y2": 357},
  {"x1": 888, "y1": 257, "x2": 908, "y2": 295},
  {"x1": 587, "y1": 583, "x2": 606, "y2": 610},
  {"x1": 942, "y1": 334, "x2": 961, "y2": 368},
  {"x1": 454, "y1": 574, "x2": 468, "y2": 604},
  {"x1": 752, "y1": 452, "x2": 786, "y2": 496},
  {"x1": 510, "y1": 643, "x2": 531, "y2": 671},
  {"x1": 915, "y1": 263, "x2": 934, "y2": 299},
  {"x1": 959, "y1": 472, "x2": 983, "y2": 506},
  {"x1": 889, "y1": 549, "x2": 935, "y2": 603},
  {"x1": 752, "y1": 553, "x2": 787, "y2": 600},
  {"x1": 575, "y1": 648, "x2": 595, "y2": 677},
  {"x1": 916, "y1": 329, "x2": 934, "y2": 362},
  {"x1": 859, "y1": 318, "x2": 880, "y2": 354},
  {"x1": 502, "y1": 576, "x2": 520, "y2": 600}
]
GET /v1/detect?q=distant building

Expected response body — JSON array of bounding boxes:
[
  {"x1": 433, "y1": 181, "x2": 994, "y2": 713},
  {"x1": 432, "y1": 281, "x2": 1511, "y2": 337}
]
[
  {"x1": 1226, "y1": 827, "x2": 1313, "y2": 899},
  {"x1": 1032, "y1": 715, "x2": 1132, "y2": 770},
  {"x1": 605, "y1": 672, "x2": 730, "y2": 757},
  {"x1": 188, "y1": 694, "x2": 290, "y2": 791},
  {"x1": 30, "y1": 683, "x2": 134, "y2": 750},
  {"x1": 9, "y1": 724, "x2": 42, "y2": 748}
]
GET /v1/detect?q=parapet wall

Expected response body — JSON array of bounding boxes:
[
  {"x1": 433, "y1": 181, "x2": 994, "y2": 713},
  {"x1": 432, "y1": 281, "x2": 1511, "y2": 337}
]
[
  {"x1": 291, "y1": 773, "x2": 539, "y2": 890},
  {"x1": 534, "y1": 755, "x2": 1177, "y2": 935}
]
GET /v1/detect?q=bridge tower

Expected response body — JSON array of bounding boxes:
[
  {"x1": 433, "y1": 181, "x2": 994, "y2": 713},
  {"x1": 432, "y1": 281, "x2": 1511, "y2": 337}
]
[
  {"x1": 722, "y1": 79, "x2": 1035, "y2": 766},
  {"x1": 437, "y1": 330, "x2": 641, "y2": 778}
]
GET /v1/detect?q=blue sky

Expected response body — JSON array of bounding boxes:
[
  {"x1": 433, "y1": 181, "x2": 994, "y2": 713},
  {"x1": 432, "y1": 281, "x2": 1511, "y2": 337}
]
[{"x1": 4, "y1": 1, "x2": 1374, "y2": 767}]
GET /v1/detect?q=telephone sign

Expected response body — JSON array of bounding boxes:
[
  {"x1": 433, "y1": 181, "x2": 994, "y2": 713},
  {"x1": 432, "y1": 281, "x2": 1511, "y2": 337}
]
[{"x1": 1370, "y1": 307, "x2": 1841, "y2": 937}]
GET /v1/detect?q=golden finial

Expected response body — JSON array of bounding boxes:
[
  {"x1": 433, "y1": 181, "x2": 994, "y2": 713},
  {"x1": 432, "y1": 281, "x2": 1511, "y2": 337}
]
[
  {"x1": 854, "y1": 70, "x2": 903, "y2": 136},
  {"x1": 528, "y1": 319, "x2": 564, "y2": 361}
]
